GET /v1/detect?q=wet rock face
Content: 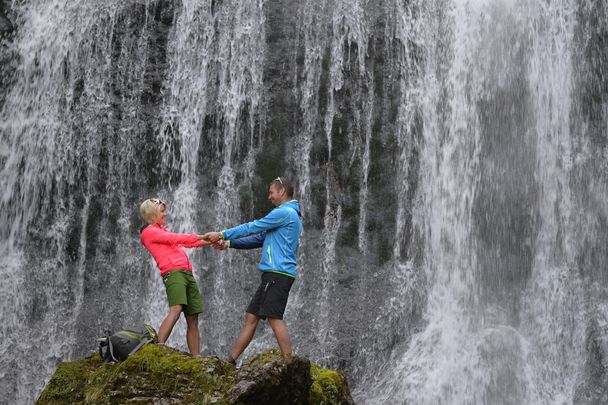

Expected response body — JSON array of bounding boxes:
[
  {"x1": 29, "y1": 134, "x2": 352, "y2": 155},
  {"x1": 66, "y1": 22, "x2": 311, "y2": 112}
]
[
  {"x1": 574, "y1": 321, "x2": 608, "y2": 405},
  {"x1": 228, "y1": 351, "x2": 312, "y2": 404},
  {"x1": 0, "y1": 14, "x2": 12, "y2": 37},
  {"x1": 0, "y1": 1, "x2": 13, "y2": 37},
  {"x1": 36, "y1": 345, "x2": 354, "y2": 405},
  {"x1": 0, "y1": 0, "x2": 14, "y2": 119}
]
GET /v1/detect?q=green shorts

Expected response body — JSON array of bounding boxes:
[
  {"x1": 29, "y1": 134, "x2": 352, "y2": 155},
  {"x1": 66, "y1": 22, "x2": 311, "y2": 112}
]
[{"x1": 162, "y1": 270, "x2": 203, "y2": 316}]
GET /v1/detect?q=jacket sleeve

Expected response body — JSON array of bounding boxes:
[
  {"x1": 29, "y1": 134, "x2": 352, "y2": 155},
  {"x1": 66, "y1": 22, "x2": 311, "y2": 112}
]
[
  {"x1": 230, "y1": 232, "x2": 266, "y2": 249},
  {"x1": 223, "y1": 207, "x2": 289, "y2": 240},
  {"x1": 178, "y1": 240, "x2": 204, "y2": 248},
  {"x1": 143, "y1": 226, "x2": 202, "y2": 247}
]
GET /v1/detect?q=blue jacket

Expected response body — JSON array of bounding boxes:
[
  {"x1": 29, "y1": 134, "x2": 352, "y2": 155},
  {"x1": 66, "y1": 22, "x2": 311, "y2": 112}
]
[{"x1": 222, "y1": 200, "x2": 302, "y2": 277}]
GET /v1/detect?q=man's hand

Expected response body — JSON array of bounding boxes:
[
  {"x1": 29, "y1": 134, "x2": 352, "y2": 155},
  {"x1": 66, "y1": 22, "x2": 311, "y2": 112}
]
[
  {"x1": 212, "y1": 240, "x2": 229, "y2": 250},
  {"x1": 201, "y1": 231, "x2": 223, "y2": 243},
  {"x1": 195, "y1": 235, "x2": 213, "y2": 246}
]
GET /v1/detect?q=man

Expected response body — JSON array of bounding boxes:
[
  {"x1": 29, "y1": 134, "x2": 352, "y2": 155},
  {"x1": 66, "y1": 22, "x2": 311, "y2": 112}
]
[{"x1": 204, "y1": 176, "x2": 302, "y2": 364}]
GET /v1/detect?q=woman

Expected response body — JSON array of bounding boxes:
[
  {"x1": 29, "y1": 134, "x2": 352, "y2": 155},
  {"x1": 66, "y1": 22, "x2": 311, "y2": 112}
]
[{"x1": 139, "y1": 198, "x2": 211, "y2": 356}]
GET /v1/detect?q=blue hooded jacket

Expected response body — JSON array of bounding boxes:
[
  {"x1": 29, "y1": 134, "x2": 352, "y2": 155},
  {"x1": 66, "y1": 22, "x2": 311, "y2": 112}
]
[{"x1": 222, "y1": 200, "x2": 302, "y2": 277}]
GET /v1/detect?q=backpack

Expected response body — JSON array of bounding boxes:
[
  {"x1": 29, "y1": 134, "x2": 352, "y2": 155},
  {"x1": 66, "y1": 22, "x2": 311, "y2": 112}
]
[{"x1": 98, "y1": 324, "x2": 158, "y2": 363}]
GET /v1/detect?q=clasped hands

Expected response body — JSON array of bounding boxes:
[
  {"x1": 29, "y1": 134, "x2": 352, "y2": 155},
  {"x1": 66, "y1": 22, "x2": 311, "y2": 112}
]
[{"x1": 199, "y1": 231, "x2": 228, "y2": 250}]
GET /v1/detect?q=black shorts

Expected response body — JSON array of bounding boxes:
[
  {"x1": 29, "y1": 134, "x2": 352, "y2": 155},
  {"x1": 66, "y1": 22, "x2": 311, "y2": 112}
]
[{"x1": 246, "y1": 272, "x2": 294, "y2": 320}]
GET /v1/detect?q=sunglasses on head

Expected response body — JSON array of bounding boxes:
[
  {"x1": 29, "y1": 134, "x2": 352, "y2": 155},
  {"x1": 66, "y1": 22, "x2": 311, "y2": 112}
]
[
  {"x1": 150, "y1": 198, "x2": 166, "y2": 206},
  {"x1": 274, "y1": 177, "x2": 283, "y2": 185}
]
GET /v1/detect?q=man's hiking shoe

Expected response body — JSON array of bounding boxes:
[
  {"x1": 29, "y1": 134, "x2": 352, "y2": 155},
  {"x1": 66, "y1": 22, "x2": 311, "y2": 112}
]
[{"x1": 225, "y1": 355, "x2": 237, "y2": 366}]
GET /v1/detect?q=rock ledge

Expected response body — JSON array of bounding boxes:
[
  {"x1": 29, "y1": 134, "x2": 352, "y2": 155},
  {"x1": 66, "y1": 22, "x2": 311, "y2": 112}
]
[{"x1": 36, "y1": 345, "x2": 354, "y2": 405}]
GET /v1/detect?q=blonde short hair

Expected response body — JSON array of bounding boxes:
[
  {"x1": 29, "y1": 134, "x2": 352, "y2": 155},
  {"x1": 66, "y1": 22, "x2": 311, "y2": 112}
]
[{"x1": 140, "y1": 198, "x2": 165, "y2": 224}]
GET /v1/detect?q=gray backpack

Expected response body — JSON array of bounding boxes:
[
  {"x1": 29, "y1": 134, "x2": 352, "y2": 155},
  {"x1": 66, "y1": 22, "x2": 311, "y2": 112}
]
[{"x1": 98, "y1": 324, "x2": 157, "y2": 363}]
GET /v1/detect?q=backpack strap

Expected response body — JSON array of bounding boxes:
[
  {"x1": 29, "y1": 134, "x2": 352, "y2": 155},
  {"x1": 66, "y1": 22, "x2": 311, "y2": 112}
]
[
  {"x1": 98, "y1": 331, "x2": 119, "y2": 363},
  {"x1": 143, "y1": 324, "x2": 158, "y2": 342},
  {"x1": 99, "y1": 339, "x2": 105, "y2": 359},
  {"x1": 126, "y1": 337, "x2": 152, "y2": 357},
  {"x1": 107, "y1": 333, "x2": 118, "y2": 362},
  {"x1": 125, "y1": 324, "x2": 157, "y2": 357}
]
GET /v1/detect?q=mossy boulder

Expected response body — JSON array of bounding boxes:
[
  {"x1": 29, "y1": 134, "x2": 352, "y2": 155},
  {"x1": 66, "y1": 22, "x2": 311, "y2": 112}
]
[
  {"x1": 36, "y1": 345, "x2": 354, "y2": 405},
  {"x1": 309, "y1": 364, "x2": 354, "y2": 405},
  {"x1": 228, "y1": 350, "x2": 312, "y2": 404},
  {"x1": 36, "y1": 344, "x2": 235, "y2": 404}
]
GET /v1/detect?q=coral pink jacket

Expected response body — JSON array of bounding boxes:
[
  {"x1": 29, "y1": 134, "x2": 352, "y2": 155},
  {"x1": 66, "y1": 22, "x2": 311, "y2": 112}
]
[{"x1": 140, "y1": 224, "x2": 203, "y2": 277}]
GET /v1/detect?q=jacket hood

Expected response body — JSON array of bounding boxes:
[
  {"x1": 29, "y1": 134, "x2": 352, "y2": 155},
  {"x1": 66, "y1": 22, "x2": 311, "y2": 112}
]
[{"x1": 283, "y1": 200, "x2": 301, "y2": 217}]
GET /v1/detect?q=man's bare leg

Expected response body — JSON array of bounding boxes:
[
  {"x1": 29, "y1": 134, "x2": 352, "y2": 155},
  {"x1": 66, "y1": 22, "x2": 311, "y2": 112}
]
[
  {"x1": 158, "y1": 305, "x2": 183, "y2": 343},
  {"x1": 267, "y1": 318, "x2": 292, "y2": 357},
  {"x1": 185, "y1": 313, "x2": 200, "y2": 356},
  {"x1": 229, "y1": 313, "x2": 260, "y2": 361}
]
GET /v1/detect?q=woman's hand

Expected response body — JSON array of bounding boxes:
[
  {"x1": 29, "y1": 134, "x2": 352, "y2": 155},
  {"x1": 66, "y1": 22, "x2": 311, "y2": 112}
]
[{"x1": 212, "y1": 240, "x2": 229, "y2": 250}]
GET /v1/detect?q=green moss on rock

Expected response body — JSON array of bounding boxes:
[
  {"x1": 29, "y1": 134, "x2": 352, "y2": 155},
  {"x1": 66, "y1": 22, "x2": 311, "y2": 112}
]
[
  {"x1": 37, "y1": 344, "x2": 236, "y2": 404},
  {"x1": 38, "y1": 353, "x2": 101, "y2": 403},
  {"x1": 37, "y1": 345, "x2": 354, "y2": 405},
  {"x1": 309, "y1": 364, "x2": 355, "y2": 405}
]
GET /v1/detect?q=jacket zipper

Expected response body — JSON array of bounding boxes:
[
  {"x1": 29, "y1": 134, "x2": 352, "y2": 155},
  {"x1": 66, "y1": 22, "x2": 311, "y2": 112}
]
[{"x1": 267, "y1": 245, "x2": 272, "y2": 264}]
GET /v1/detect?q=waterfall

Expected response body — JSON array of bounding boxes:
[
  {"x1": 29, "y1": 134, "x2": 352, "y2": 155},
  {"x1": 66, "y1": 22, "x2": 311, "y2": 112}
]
[
  {"x1": 0, "y1": 2, "x2": 162, "y2": 402},
  {"x1": 360, "y1": 0, "x2": 607, "y2": 403},
  {"x1": 149, "y1": 0, "x2": 267, "y2": 355},
  {"x1": 1, "y1": 0, "x2": 607, "y2": 404}
]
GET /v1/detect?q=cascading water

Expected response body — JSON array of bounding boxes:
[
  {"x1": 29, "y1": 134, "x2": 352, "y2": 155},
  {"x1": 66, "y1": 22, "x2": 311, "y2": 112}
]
[
  {"x1": 362, "y1": 0, "x2": 608, "y2": 403},
  {"x1": 150, "y1": 0, "x2": 268, "y2": 355},
  {"x1": 0, "y1": 2, "x2": 167, "y2": 401},
  {"x1": 1, "y1": 0, "x2": 607, "y2": 404}
]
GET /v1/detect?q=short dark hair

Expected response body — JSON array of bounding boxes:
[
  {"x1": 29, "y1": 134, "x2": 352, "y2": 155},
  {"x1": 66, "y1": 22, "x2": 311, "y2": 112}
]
[{"x1": 270, "y1": 176, "x2": 294, "y2": 198}]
